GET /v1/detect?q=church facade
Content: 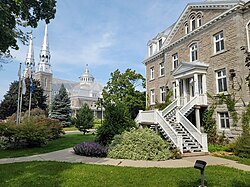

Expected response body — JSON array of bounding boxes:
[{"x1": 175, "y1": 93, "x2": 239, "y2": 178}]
[
  {"x1": 24, "y1": 24, "x2": 103, "y2": 118},
  {"x1": 136, "y1": 0, "x2": 250, "y2": 153}
]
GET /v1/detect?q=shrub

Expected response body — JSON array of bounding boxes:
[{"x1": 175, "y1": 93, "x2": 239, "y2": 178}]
[
  {"x1": 73, "y1": 142, "x2": 108, "y2": 157},
  {"x1": 234, "y1": 135, "x2": 250, "y2": 158},
  {"x1": 37, "y1": 118, "x2": 64, "y2": 139},
  {"x1": 96, "y1": 102, "x2": 135, "y2": 145},
  {"x1": 108, "y1": 128, "x2": 174, "y2": 160}
]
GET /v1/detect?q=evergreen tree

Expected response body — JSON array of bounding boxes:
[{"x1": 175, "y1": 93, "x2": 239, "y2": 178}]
[
  {"x1": 96, "y1": 102, "x2": 136, "y2": 145},
  {"x1": 74, "y1": 103, "x2": 94, "y2": 134},
  {"x1": 0, "y1": 78, "x2": 47, "y2": 120},
  {"x1": 50, "y1": 84, "x2": 71, "y2": 126}
]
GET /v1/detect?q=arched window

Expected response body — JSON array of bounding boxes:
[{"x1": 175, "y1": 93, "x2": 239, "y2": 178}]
[
  {"x1": 190, "y1": 43, "x2": 198, "y2": 62},
  {"x1": 184, "y1": 22, "x2": 189, "y2": 34},
  {"x1": 197, "y1": 15, "x2": 202, "y2": 27},
  {"x1": 190, "y1": 15, "x2": 196, "y2": 31}
]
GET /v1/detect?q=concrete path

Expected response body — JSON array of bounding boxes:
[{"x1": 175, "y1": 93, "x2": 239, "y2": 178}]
[{"x1": 0, "y1": 148, "x2": 250, "y2": 171}]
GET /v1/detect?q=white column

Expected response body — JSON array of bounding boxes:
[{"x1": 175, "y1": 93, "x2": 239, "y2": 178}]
[
  {"x1": 194, "y1": 73, "x2": 199, "y2": 96},
  {"x1": 202, "y1": 74, "x2": 207, "y2": 105},
  {"x1": 195, "y1": 106, "x2": 201, "y2": 131},
  {"x1": 183, "y1": 79, "x2": 187, "y2": 105},
  {"x1": 176, "y1": 79, "x2": 180, "y2": 107}
]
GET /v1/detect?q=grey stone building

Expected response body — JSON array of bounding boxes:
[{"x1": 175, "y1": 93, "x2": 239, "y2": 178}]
[{"x1": 136, "y1": 0, "x2": 250, "y2": 153}]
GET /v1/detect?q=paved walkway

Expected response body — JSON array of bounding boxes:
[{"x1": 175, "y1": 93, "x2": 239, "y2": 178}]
[{"x1": 0, "y1": 148, "x2": 250, "y2": 171}]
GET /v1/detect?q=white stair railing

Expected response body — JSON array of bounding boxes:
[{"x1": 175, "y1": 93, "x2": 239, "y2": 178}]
[
  {"x1": 177, "y1": 111, "x2": 208, "y2": 152},
  {"x1": 180, "y1": 95, "x2": 198, "y2": 115},
  {"x1": 135, "y1": 109, "x2": 183, "y2": 153},
  {"x1": 161, "y1": 99, "x2": 177, "y2": 117}
]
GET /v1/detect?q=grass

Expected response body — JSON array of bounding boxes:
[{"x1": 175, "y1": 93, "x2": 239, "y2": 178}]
[
  {"x1": 63, "y1": 126, "x2": 78, "y2": 131},
  {"x1": 0, "y1": 162, "x2": 249, "y2": 187},
  {"x1": 214, "y1": 154, "x2": 250, "y2": 166},
  {"x1": 0, "y1": 134, "x2": 95, "y2": 159}
]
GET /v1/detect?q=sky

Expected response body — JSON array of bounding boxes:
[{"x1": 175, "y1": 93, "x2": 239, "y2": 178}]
[{"x1": 0, "y1": 0, "x2": 203, "y2": 101}]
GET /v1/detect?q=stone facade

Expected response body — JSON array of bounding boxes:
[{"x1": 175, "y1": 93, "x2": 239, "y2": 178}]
[{"x1": 145, "y1": 0, "x2": 250, "y2": 139}]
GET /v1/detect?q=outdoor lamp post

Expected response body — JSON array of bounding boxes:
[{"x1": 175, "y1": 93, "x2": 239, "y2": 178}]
[{"x1": 194, "y1": 160, "x2": 207, "y2": 187}]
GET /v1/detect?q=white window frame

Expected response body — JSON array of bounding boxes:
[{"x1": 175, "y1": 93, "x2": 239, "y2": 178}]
[
  {"x1": 172, "y1": 82, "x2": 177, "y2": 99},
  {"x1": 190, "y1": 43, "x2": 198, "y2": 62},
  {"x1": 216, "y1": 68, "x2": 227, "y2": 93},
  {"x1": 184, "y1": 22, "x2": 189, "y2": 34},
  {"x1": 197, "y1": 15, "x2": 202, "y2": 27},
  {"x1": 190, "y1": 15, "x2": 196, "y2": 31},
  {"x1": 218, "y1": 112, "x2": 230, "y2": 129},
  {"x1": 158, "y1": 39, "x2": 163, "y2": 50},
  {"x1": 214, "y1": 31, "x2": 224, "y2": 53},
  {"x1": 150, "y1": 67, "x2": 154, "y2": 80},
  {"x1": 149, "y1": 45, "x2": 153, "y2": 56},
  {"x1": 159, "y1": 62, "x2": 165, "y2": 76},
  {"x1": 160, "y1": 86, "x2": 166, "y2": 103},
  {"x1": 172, "y1": 53, "x2": 178, "y2": 70},
  {"x1": 150, "y1": 89, "x2": 155, "y2": 105}
]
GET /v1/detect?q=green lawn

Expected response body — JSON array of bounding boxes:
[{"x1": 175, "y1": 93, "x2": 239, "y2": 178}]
[
  {"x1": 217, "y1": 155, "x2": 250, "y2": 166},
  {"x1": 0, "y1": 134, "x2": 95, "y2": 159},
  {"x1": 0, "y1": 161, "x2": 249, "y2": 187}
]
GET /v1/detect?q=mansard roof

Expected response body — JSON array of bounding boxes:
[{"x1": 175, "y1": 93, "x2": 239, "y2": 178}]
[{"x1": 173, "y1": 61, "x2": 209, "y2": 78}]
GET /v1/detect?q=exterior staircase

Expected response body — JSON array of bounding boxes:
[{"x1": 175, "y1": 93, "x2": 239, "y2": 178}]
[{"x1": 135, "y1": 96, "x2": 208, "y2": 154}]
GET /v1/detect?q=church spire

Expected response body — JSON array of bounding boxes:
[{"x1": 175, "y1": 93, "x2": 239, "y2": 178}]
[
  {"x1": 37, "y1": 24, "x2": 51, "y2": 73},
  {"x1": 24, "y1": 33, "x2": 35, "y2": 77}
]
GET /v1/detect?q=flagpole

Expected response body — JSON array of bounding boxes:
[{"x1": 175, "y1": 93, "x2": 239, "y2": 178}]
[
  {"x1": 16, "y1": 63, "x2": 22, "y2": 125},
  {"x1": 28, "y1": 90, "x2": 32, "y2": 123},
  {"x1": 19, "y1": 77, "x2": 24, "y2": 123}
]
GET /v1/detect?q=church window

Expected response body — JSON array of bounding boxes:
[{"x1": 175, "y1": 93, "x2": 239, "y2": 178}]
[{"x1": 197, "y1": 15, "x2": 202, "y2": 27}]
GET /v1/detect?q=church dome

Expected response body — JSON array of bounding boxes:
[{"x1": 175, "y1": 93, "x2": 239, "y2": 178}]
[{"x1": 79, "y1": 67, "x2": 95, "y2": 86}]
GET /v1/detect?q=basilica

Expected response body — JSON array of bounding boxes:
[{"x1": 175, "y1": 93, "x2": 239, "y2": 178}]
[{"x1": 23, "y1": 25, "x2": 103, "y2": 118}]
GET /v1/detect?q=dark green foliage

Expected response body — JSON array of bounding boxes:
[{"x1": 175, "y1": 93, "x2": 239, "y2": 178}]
[
  {"x1": 242, "y1": 102, "x2": 250, "y2": 135},
  {"x1": 0, "y1": 0, "x2": 56, "y2": 53},
  {"x1": 234, "y1": 135, "x2": 250, "y2": 158},
  {"x1": 73, "y1": 142, "x2": 108, "y2": 157},
  {"x1": 108, "y1": 128, "x2": 174, "y2": 160},
  {"x1": 0, "y1": 108, "x2": 64, "y2": 149},
  {"x1": 202, "y1": 107, "x2": 217, "y2": 143},
  {"x1": 50, "y1": 84, "x2": 71, "y2": 126},
  {"x1": 0, "y1": 79, "x2": 47, "y2": 120},
  {"x1": 102, "y1": 68, "x2": 146, "y2": 119},
  {"x1": 96, "y1": 102, "x2": 135, "y2": 145},
  {"x1": 74, "y1": 103, "x2": 94, "y2": 134},
  {"x1": 155, "y1": 89, "x2": 173, "y2": 110}
]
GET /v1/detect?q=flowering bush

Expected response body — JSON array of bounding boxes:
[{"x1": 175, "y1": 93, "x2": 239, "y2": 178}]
[{"x1": 73, "y1": 142, "x2": 108, "y2": 157}]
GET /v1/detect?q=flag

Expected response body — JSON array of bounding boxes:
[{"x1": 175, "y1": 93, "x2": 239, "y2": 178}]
[
  {"x1": 30, "y1": 74, "x2": 34, "y2": 93},
  {"x1": 22, "y1": 77, "x2": 26, "y2": 95}
]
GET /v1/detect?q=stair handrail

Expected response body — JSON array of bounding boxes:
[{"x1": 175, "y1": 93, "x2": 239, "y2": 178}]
[
  {"x1": 155, "y1": 110, "x2": 183, "y2": 152},
  {"x1": 178, "y1": 111, "x2": 202, "y2": 145},
  {"x1": 180, "y1": 95, "x2": 198, "y2": 115},
  {"x1": 135, "y1": 110, "x2": 156, "y2": 125},
  {"x1": 161, "y1": 99, "x2": 177, "y2": 117}
]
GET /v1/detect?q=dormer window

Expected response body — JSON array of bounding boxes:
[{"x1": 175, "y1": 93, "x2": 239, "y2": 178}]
[
  {"x1": 149, "y1": 45, "x2": 153, "y2": 56},
  {"x1": 159, "y1": 39, "x2": 163, "y2": 50},
  {"x1": 190, "y1": 15, "x2": 196, "y2": 31}
]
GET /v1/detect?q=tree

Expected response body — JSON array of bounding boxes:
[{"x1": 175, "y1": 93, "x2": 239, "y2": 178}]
[
  {"x1": 0, "y1": 0, "x2": 56, "y2": 53},
  {"x1": 50, "y1": 84, "x2": 71, "y2": 126},
  {"x1": 74, "y1": 103, "x2": 94, "y2": 134},
  {"x1": 101, "y1": 68, "x2": 146, "y2": 119},
  {"x1": 0, "y1": 78, "x2": 47, "y2": 120},
  {"x1": 96, "y1": 102, "x2": 136, "y2": 145}
]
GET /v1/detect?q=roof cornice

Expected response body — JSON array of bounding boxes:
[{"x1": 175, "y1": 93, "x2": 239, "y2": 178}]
[{"x1": 143, "y1": 3, "x2": 242, "y2": 65}]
